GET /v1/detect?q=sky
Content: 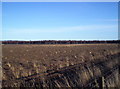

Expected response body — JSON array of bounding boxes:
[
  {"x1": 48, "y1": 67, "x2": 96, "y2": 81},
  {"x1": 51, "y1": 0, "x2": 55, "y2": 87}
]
[
  {"x1": 2, "y1": 2, "x2": 118, "y2": 41},
  {"x1": 1, "y1": 0, "x2": 120, "y2": 2}
]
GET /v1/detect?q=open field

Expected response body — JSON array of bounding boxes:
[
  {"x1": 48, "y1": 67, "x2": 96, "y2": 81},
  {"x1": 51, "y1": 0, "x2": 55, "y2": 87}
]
[{"x1": 2, "y1": 44, "x2": 120, "y2": 88}]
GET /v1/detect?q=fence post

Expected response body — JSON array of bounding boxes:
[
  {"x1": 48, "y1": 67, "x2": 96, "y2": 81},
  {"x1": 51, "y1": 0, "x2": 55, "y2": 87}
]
[{"x1": 100, "y1": 76, "x2": 105, "y2": 89}]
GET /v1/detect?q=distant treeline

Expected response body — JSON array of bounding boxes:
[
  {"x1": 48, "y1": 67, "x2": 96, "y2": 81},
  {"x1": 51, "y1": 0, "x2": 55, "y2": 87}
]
[{"x1": 1, "y1": 40, "x2": 120, "y2": 44}]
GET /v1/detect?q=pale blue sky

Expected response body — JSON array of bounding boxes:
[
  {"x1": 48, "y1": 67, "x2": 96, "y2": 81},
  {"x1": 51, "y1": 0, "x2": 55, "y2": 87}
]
[{"x1": 2, "y1": 2, "x2": 118, "y2": 40}]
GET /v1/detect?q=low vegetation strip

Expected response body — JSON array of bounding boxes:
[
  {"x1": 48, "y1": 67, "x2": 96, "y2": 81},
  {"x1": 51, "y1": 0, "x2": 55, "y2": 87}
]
[{"x1": 2, "y1": 40, "x2": 120, "y2": 44}]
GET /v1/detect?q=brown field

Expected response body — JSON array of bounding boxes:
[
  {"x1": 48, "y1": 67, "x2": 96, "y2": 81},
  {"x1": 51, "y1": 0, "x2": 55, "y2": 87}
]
[{"x1": 2, "y1": 44, "x2": 120, "y2": 88}]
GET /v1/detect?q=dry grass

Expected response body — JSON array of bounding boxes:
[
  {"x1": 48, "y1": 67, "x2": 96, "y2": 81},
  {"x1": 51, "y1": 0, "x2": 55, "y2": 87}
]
[{"x1": 2, "y1": 44, "x2": 119, "y2": 87}]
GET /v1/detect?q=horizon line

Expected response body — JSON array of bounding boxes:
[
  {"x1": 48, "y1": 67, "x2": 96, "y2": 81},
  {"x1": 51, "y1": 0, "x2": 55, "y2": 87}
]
[{"x1": 1, "y1": 39, "x2": 119, "y2": 41}]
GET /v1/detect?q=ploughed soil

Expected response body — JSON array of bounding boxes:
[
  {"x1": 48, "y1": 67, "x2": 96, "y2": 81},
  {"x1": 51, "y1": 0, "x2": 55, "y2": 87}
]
[{"x1": 2, "y1": 44, "x2": 120, "y2": 88}]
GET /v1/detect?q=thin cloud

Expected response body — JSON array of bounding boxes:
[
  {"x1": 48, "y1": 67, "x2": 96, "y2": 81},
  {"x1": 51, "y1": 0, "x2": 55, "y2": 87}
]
[
  {"x1": 3, "y1": 24, "x2": 117, "y2": 35},
  {"x1": 2, "y1": 0, "x2": 119, "y2": 2},
  {"x1": 3, "y1": 24, "x2": 117, "y2": 40},
  {"x1": 97, "y1": 19, "x2": 119, "y2": 22}
]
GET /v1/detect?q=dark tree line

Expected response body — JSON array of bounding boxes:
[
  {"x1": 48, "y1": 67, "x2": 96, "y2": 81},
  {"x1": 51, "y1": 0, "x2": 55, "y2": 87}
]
[{"x1": 1, "y1": 40, "x2": 120, "y2": 44}]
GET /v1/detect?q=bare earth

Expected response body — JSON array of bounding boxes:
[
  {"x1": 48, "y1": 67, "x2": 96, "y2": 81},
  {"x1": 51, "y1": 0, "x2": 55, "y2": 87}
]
[{"x1": 2, "y1": 44, "x2": 120, "y2": 88}]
